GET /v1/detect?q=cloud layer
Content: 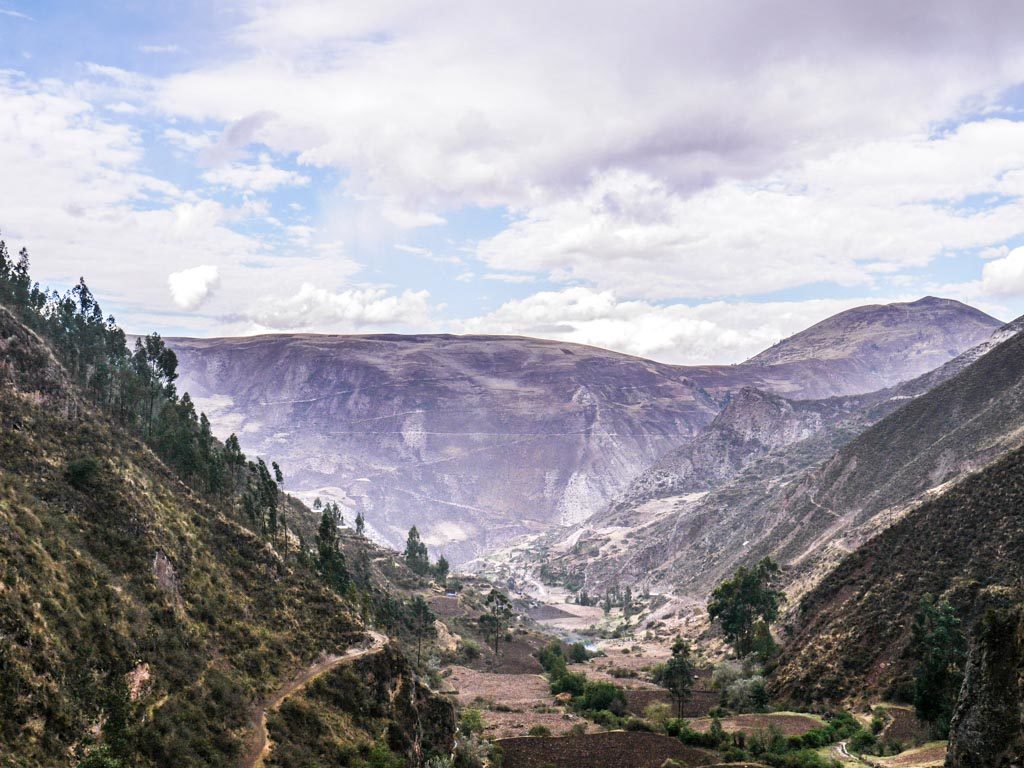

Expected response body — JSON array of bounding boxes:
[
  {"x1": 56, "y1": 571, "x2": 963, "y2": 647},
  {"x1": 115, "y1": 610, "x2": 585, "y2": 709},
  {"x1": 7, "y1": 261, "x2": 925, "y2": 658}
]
[{"x1": 5, "y1": 2, "x2": 1024, "y2": 363}]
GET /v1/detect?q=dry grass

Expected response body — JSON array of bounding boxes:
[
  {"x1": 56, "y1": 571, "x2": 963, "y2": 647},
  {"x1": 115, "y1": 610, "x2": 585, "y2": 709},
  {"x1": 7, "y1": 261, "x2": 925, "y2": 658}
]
[
  {"x1": 688, "y1": 712, "x2": 824, "y2": 737},
  {"x1": 873, "y1": 742, "x2": 947, "y2": 768}
]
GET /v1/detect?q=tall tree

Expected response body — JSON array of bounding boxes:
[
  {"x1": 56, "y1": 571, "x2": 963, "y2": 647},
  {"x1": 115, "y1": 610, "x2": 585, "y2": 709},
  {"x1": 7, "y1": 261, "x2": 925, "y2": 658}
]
[
  {"x1": 660, "y1": 637, "x2": 694, "y2": 718},
  {"x1": 404, "y1": 526, "x2": 430, "y2": 575},
  {"x1": 479, "y1": 589, "x2": 514, "y2": 655},
  {"x1": 910, "y1": 595, "x2": 966, "y2": 736},
  {"x1": 708, "y1": 557, "x2": 784, "y2": 657},
  {"x1": 407, "y1": 596, "x2": 436, "y2": 666}
]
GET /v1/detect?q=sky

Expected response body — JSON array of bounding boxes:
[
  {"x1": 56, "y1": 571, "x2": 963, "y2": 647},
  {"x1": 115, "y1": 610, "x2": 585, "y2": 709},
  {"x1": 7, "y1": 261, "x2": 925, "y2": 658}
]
[{"x1": 5, "y1": 1, "x2": 1024, "y2": 365}]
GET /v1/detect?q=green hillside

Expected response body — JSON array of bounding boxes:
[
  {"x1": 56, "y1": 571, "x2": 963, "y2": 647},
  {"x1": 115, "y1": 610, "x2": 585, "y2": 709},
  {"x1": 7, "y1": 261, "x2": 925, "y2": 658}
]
[{"x1": 0, "y1": 244, "x2": 454, "y2": 767}]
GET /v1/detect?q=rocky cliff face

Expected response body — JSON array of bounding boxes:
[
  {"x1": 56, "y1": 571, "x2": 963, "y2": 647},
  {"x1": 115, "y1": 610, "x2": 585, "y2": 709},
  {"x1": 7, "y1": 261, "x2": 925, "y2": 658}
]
[
  {"x1": 169, "y1": 334, "x2": 720, "y2": 563},
  {"x1": 946, "y1": 588, "x2": 1024, "y2": 768},
  {"x1": 474, "y1": 315, "x2": 1023, "y2": 610},
  {"x1": 169, "y1": 298, "x2": 998, "y2": 563},
  {"x1": 608, "y1": 387, "x2": 862, "y2": 511}
]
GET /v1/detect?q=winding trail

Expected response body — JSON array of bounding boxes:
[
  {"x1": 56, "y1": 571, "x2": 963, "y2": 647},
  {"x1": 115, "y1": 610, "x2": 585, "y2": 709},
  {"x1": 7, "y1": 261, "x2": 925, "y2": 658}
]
[{"x1": 240, "y1": 630, "x2": 389, "y2": 768}]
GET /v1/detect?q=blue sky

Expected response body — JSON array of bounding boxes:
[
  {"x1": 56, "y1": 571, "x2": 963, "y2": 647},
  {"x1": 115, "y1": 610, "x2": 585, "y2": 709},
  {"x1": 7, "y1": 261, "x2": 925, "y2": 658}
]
[{"x1": 4, "y1": 1, "x2": 1024, "y2": 364}]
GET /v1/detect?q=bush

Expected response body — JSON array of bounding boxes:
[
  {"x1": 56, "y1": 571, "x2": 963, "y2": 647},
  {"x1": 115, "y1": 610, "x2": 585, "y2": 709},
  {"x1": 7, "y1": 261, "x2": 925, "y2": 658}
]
[
  {"x1": 66, "y1": 456, "x2": 101, "y2": 490},
  {"x1": 579, "y1": 681, "x2": 626, "y2": 714},
  {"x1": 453, "y1": 733, "x2": 489, "y2": 768},
  {"x1": 643, "y1": 702, "x2": 672, "y2": 728},
  {"x1": 568, "y1": 642, "x2": 591, "y2": 663},
  {"x1": 748, "y1": 724, "x2": 787, "y2": 756},
  {"x1": 550, "y1": 672, "x2": 586, "y2": 697},
  {"x1": 77, "y1": 747, "x2": 125, "y2": 768},
  {"x1": 460, "y1": 640, "x2": 481, "y2": 661},
  {"x1": 568, "y1": 722, "x2": 587, "y2": 736},
  {"x1": 589, "y1": 709, "x2": 622, "y2": 729},
  {"x1": 537, "y1": 642, "x2": 567, "y2": 678},
  {"x1": 870, "y1": 714, "x2": 885, "y2": 734},
  {"x1": 848, "y1": 730, "x2": 876, "y2": 754},
  {"x1": 459, "y1": 708, "x2": 485, "y2": 736},
  {"x1": 723, "y1": 675, "x2": 769, "y2": 712},
  {"x1": 624, "y1": 717, "x2": 652, "y2": 732},
  {"x1": 527, "y1": 725, "x2": 551, "y2": 737}
]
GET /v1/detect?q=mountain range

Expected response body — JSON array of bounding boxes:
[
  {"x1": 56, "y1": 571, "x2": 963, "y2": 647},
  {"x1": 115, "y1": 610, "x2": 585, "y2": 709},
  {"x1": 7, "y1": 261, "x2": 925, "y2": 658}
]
[{"x1": 169, "y1": 297, "x2": 999, "y2": 563}]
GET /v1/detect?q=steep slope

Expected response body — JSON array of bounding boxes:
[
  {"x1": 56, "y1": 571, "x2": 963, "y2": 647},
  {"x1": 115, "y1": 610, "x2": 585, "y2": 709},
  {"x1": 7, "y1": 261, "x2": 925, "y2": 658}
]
[
  {"x1": 169, "y1": 297, "x2": 997, "y2": 563},
  {"x1": 607, "y1": 387, "x2": 866, "y2": 512},
  {"x1": 473, "y1": 314, "x2": 1024, "y2": 605},
  {"x1": 771, "y1": 444, "x2": 1024, "y2": 705},
  {"x1": 0, "y1": 307, "x2": 453, "y2": 768},
  {"x1": 630, "y1": 317, "x2": 1024, "y2": 600},
  {"x1": 169, "y1": 334, "x2": 721, "y2": 563}
]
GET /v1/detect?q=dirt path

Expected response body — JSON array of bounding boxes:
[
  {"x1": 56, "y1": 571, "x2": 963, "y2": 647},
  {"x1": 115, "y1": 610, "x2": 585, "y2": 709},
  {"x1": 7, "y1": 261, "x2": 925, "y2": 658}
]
[{"x1": 239, "y1": 630, "x2": 389, "y2": 768}]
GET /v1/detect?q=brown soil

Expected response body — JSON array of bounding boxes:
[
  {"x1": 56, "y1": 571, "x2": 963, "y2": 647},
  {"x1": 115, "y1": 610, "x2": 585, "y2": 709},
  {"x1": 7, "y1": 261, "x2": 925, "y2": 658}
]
[
  {"x1": 875, "y1": 742, "x2": 946, "y2": 768},
  {"x1": 469, "y1": 633, "x2": 546, "y2": 674},
  {"x1": 497, "y1": 731, "x2": 718, "y2": 768},
  {"x1": 878, "y1": 705, "x2": 931, "y2": 748},
  {"x1": 688, "y1": 713, "x2": 823, "y2": 737},
  {"x1": 430, "y1": 595, "x2": 468, "y2": 618}
]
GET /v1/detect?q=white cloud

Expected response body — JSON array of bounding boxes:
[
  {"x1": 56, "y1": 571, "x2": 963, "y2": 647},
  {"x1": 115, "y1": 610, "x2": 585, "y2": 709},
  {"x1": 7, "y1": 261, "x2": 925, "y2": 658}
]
[
  {"x1": 0, "y1": 7, "x2": 32, "y2": 20},
  {"x1": 981, "y1": 247, "x2": 1024, "y2": 297},
  {"x1": 482, "y1": 272, "x2": 534, "y2": 284},
  {"x1": 139, "y1": 44, "x2": 180, "y2": 54},
  {"x1": 156, "y1": 2, "x2": 1024, "y2": 215},
  {"x1": 239, "y1": 283, "x2": 432, "y2": 331},
  {"x1": 168, "y1": 265, "x2": 220, "y2": 309},
  {"x1": 476, "y1": 121, "x2": 1024, "y2": 299},
  {"x1": 458, "y1": 287, "x2": 902, "y2": 364},
  {"x1": 202, "y1": 154, "x2": 310, "y2": 192}
]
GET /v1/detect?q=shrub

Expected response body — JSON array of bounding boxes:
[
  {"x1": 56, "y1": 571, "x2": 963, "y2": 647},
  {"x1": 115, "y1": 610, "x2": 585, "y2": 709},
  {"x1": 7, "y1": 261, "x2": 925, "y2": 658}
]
[
  {"x1": 568, "y1": 722, "x2": 587, "y2": 736},
  {"x1": 453, "y1": 733, "x2": 489, "y2": 768},
  {"x1": 748, "y1": 724, "x2": 787, "y2": 756},
  {"x1": 460, "y1": 640, "x2": 481, "y2": 661},
  {"x1": 568, "y1": 642, "x2": 590, "y2": 663},
  {"x1": 66, "y1": 456, "x2": 101, "y2": 490},
  {"x1": 624, "y1": 717, "x2": 652, "y2": 732},
  {"x1": 527, "y1": 725, "x2": 551, "y2": 737},
  {"x1": 723, "y1": 675, "x2": 769, "y2": 712},
  {"x1": 579, "y1": 681, "x2": 626, "y2": 714},
  {"x1": 590, "y1": 709, "x2": 622, "y2": 729},
  {"x1": 537, "y1": 641, "x2": 567, "y2": 677},
  {"x1": 550, "y1": 672, "x2": 586, "y2": 697},
  {"x1": 459, "y1": 708, "x2": 485, "y2": 736},
  {"x1": 643, "y1": 702, "x2": 672, "y2": 728},
  {"x1": 849, "y1": 730, "x2": 876, "y2": 754}
]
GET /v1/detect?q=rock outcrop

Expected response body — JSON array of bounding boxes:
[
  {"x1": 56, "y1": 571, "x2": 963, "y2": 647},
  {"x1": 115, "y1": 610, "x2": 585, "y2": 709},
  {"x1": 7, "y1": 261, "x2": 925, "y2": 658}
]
[
  {"x1": 946, "y1": 588, "x2": 1024, "y2": 768},
  {"x1": 169, "y1": 298, "x2": 998, "y2": 562}
]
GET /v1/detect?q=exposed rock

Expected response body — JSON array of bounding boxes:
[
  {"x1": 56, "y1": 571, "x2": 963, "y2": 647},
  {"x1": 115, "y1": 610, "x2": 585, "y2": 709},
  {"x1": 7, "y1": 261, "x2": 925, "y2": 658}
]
[
  {"x1": 169, "y1": 298, "x2": 997, "y2": 562},
  {"x1": 946, "y1": 588, "x2": 1024, "y2": 768}
]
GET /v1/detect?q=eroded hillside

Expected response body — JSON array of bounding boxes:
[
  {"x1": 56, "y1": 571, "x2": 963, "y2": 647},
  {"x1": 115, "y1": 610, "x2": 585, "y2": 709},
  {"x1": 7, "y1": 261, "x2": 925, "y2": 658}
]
[{"x1": 169, "y1": 297, "x2": 998, "y2": 563}]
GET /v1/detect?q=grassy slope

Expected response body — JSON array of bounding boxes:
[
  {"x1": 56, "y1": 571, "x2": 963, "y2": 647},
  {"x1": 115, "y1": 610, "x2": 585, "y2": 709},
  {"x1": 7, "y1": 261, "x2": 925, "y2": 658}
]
[
  {"x1": 771, "y1": 440, "x2": 1024, "y2": 704},
  {"x1": 0, "y1": 308, "x2": 449, "y2": 767}
]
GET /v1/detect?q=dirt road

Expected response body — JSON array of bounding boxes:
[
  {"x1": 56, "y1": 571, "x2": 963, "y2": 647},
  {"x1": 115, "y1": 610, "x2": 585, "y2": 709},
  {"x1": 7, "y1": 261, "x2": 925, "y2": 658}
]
[{"x1": 239, "y1": 630, "x2": 389, "y2": 768}]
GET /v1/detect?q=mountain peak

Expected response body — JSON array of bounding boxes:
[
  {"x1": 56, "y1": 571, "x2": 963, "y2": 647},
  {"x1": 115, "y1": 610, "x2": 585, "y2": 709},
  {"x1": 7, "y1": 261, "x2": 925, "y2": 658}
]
[{"x1": 744, "y1": 297, "x2": 1001, "y2": 381}]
